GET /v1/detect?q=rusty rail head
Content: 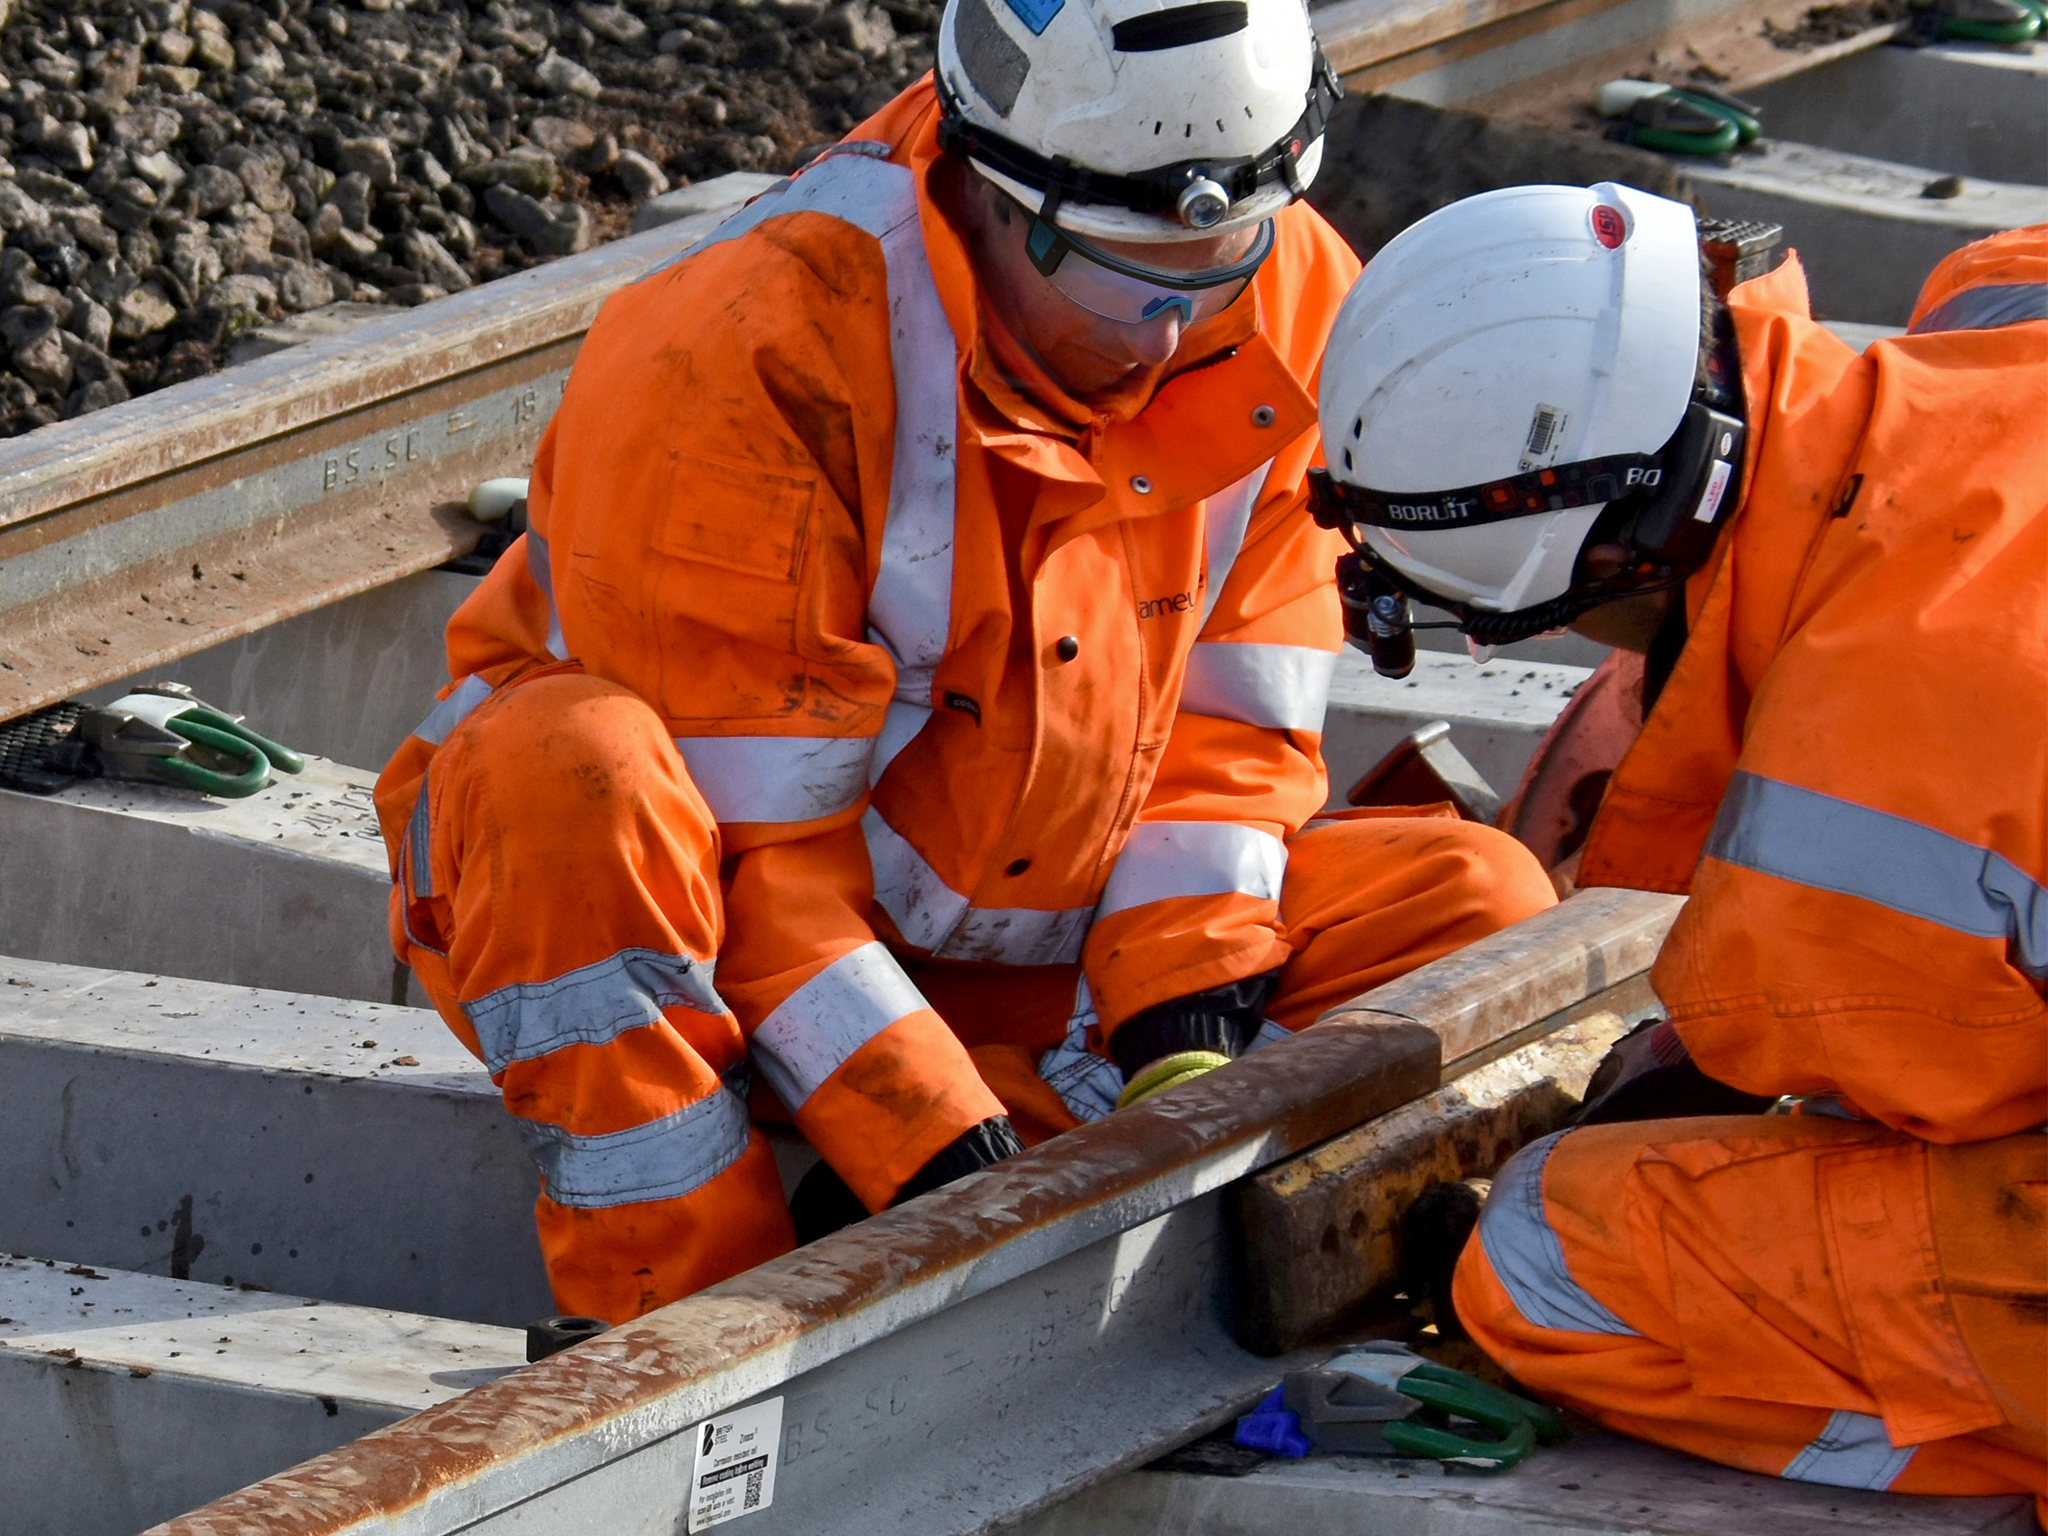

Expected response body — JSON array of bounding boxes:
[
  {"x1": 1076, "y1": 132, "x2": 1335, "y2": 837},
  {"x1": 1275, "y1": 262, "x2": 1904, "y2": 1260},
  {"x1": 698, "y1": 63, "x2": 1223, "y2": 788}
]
[
  {"x1": 148, "y1": 889, "x2": 1676, "y2": 1536},
  {"x1": 1315, "y1": 885, "x2": 1682, "y2": 1067}
]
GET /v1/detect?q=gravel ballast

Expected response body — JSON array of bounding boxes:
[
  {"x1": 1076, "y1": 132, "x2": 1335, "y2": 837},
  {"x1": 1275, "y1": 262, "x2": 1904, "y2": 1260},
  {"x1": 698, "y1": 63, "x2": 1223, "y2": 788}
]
[{"x1": 0, "y1": 0, "x2": 937, "y2": 435}]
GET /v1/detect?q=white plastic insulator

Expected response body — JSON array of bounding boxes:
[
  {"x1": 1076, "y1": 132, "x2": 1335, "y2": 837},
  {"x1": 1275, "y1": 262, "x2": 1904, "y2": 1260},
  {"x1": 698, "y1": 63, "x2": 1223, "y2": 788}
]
[
  {"x1": 1595, "y1": 79, "x2": 1673, "y2": 118},
  {"x1": 468, "y1": 478, "x2": 531, "y2": 523}
]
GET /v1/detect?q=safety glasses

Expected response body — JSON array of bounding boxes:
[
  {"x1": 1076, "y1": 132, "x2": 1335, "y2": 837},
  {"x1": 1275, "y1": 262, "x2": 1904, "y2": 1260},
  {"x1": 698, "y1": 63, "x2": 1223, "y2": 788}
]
[{"x1": 1026, "y1": 215, "x2": 1274, "y2": 326}]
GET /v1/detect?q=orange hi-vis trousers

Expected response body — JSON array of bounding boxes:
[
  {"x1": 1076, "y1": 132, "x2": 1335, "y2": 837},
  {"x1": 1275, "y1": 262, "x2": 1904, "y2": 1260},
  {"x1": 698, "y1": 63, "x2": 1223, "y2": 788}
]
[
  {"x1": 382, "y1": 664, "x2": 1557, "y2": 1322},
  {"x1": 1456, "y1": 1116, "x2": 2048, "y2": 1521}
]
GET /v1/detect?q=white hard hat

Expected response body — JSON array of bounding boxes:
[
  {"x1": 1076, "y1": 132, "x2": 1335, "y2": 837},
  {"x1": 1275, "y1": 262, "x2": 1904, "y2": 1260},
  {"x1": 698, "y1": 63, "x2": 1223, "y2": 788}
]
[
  {"x1": 936, "y1": 0, "x2": 1337, "y2": 242},
  {"x1": 1313, "y1": 182, "x2": 1743, "y2": 641}
]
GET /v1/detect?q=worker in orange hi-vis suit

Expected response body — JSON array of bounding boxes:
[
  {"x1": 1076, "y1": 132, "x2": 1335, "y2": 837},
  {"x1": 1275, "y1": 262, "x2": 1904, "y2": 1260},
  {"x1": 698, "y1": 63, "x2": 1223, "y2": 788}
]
[
  {"x1": 1313, "y1": 193, "x2": 2045, "y2": 1517},
  {"x1": 373, "y1": 1, "x2": 1558, "y2": 1323}
]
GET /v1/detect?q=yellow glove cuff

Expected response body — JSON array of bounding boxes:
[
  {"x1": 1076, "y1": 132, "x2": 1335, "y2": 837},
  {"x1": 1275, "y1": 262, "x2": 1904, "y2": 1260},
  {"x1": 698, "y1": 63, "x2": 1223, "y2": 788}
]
[{"x1": 1116, "y1": 1049, "x2": 1234, "y2": 1110}]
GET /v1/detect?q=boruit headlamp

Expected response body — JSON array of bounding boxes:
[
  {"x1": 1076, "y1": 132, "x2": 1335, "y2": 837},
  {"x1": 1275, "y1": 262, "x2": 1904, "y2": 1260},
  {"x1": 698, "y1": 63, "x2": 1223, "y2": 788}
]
[{"x1": 1309, "y1": 396, "x2": 1746, "y2": 672}]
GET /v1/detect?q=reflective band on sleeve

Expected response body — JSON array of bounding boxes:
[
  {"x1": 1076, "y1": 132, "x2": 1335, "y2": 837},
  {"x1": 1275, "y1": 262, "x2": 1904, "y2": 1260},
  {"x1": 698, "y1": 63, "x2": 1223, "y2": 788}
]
[
  {"x1": 1476, "y1": 1131, "x2": 1638, "y2": 1336},
  {"x1": 1036, "y1": 977, "x2": 1124, "y2": 1123},
  {"x1": 1096, "y1": 821, "x2": 1286, "y2": 919},
  {"x1": 412, "y1": 674, "x2": 494, "y2": 745},
  {"x1": 1782, "y1": 1410, "x2": 1917, "y2": 1491},
  {"x1": 672, "y1": 734, "x2": 874, "y2": 825},
  {"x1": 1198, "y1": 464, "x2": 1271, "y2": 629},
  {"x1": 942, "y1": 902, "x2": 1093, "y2": 965},
  {"x1": 1707, "y1": 771, "x2": 2048, "y2": 976},
  {"x1": 862, "y1": 806, "x2": 1091, "y2": 963},
  {"x1": 751, "y1": 941, "x2": 928, "y2": 1111},
  {"x1": 524, "y1": 531, "x2": 569, "y2": 661},
  {"x1": 1178, "y1": 641, "x2": 1337, "y2": 733},
  {"x1": 464, "y1": 947, "x2": 727, "y2": 1076},
  {"x1": 518, "y1": 1076, "x2": 751, "y2": 1209},
  {"x1": 1910, "y1": 282, "x2": 2048, "y2": 336}
]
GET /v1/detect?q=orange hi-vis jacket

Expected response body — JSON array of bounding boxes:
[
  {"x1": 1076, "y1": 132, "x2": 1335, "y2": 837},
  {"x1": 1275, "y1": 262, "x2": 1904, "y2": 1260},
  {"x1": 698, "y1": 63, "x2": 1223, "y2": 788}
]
[
  {"x1": 1578, "y1": 229, "x2": 2048, "y2": 1143},
  {"x1": 410, "y1": 82, "x2": 1360, "y2": 1207},
  {"x1": 1456, "y1": 233, "x2": 2046, "y2": 1517}
]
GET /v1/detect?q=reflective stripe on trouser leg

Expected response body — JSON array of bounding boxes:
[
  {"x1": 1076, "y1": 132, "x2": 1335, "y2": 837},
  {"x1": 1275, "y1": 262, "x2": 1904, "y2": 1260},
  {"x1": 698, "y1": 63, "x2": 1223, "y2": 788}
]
[
  {"x1": 517, "y1": 1068, "x2": 754, "y2": 1208},
  {"x1": 463, "y1": 946, "x2": 727, "y2": 1075},
  {"x1": 1782, "y1": 1410, "x2": 1917, "y2": 1491},
  {"x1": 1476, "y1": 1131, "x2": 1637, "y2": 1335}
]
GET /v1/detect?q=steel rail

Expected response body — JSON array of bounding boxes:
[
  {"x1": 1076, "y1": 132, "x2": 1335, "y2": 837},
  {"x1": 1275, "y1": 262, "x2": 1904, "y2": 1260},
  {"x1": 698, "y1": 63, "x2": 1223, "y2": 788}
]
[
  {"x1": 0, "y1": 183, "x2": 759, "y2": 723},
  {"x1": 151, "y1": 887, "x2": 1680, "y2": 1536}
]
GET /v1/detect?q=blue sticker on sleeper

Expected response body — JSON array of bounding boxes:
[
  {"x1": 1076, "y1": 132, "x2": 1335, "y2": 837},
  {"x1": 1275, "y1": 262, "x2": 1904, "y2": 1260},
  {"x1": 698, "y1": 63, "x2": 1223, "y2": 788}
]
[{"x1": 1003, "y1": 0, "x2": 1064, "y2": 34}]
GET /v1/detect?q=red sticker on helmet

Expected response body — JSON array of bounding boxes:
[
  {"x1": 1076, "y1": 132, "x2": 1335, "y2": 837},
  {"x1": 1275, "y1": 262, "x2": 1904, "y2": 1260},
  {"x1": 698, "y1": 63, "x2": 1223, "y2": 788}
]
[{"x1": 1590, "y1": 205, "x2": 1627, "y2": 249}]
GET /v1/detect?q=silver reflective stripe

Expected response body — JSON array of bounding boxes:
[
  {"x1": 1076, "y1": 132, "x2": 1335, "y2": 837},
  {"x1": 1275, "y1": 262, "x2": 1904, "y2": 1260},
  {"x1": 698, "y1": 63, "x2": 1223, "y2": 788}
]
[
  {"x1": 524, "y1": 530, "x2": 569, "y2": 661},
  {"x1": 671, "y1": 145, "x2": 914, "y2": 259},
  {"x1": 1707, "y1": 770, "x2": 2048, "y2": 976},
  {"x1": 1178, "y1": 641, "x2": 1337, "y2": 733},
  {"x1": 408, "y1": 771, "x2": 433, "y2": 898},
  {"x1": 1909, "y1": 282, "x2": 2048, "y2": 336},
  {"x1": 863, "y1": 806, "x2": 1092, "y2": 962},
  {"x1": 1782, "y1": 1410, "x2": 1916, "y2": 1491},
  {"x1": 866, "y1": 181, "x2": 959, "y2": 711},
  {"x1": 1476, "y1": 1130, "x2": 1637, "y2": 1335},
  {"x1": 669, "y1": 150, "x2": 961, "y2": 713},
  {"x1": 1096, "y1": 821, "x2": 1287, "y2": 919},
  {"x1": 942, "y1": 903, "x2": 1093, "y2": 965},
  {"x1": 870, "y1": 699, "x2": 930, "y2": 787},
  {"x1": 518, "y1": 1076, "x2": 751, "y2": 1209},
  {"x1": 751, "y1": 941, "x2": 927, "y2": 1110},
  {"x1": 413, "y1": 674, "x2": 494, "y2": 745},
  {"x1": 1036, "y1": 978, "x2": 1124, "y2": 1123},
  {"x1": 672, "y1": 734, "x2": 874, "y2": 824},
  {"x1": 1198, "y1": 463, "x2": 1272, "y2": 629},
  {"x1": 1245, "y1": 1018, "x2": 1292, "y2": 1052},
  {"x1": 464, "y1": 947, "x2": 727, "y2": 1076},
  {"x1": 865, "y1": 805, "x2": 968, "y2": 951}
]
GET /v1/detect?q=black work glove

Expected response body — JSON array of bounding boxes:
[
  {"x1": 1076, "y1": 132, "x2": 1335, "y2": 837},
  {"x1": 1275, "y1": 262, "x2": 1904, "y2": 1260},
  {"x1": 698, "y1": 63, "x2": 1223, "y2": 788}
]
[
  {"x1": 1571, "y1": 1018, "x2": 1774, "y2": 1127},
  {"x1": 1108, "y1": 970, "x2": 1280, "y2": 1079},
  {"x1": 789, "y1": 1115, "x2": 1024, "y2": 1245}
]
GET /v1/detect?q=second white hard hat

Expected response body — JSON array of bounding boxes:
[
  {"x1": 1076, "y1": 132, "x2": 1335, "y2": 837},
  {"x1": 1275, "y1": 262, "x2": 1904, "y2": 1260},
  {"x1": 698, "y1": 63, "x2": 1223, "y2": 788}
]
[
  {"x1": 936, "y1": 0, "x2": 1338, "y2": 242},
  {"x1": 1316, "y1": 182, "x2": 1708, "y2": 620}
]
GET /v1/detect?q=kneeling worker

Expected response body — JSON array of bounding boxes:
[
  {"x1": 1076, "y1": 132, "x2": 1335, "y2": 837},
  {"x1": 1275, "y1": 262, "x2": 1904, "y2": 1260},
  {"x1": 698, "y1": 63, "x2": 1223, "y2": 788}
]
[
  {"x1": 375, "y1": 0, "x2": 1557, "y2": 1322},
  {"x1": 1313, "y1": 192, "x2": 2044, "y2": 1513}
]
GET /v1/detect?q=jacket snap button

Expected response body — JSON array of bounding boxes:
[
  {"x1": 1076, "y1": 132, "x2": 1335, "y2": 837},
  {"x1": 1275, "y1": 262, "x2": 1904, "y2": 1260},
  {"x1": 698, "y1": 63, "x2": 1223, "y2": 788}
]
[
  {"x1": 1130, "y1": 475, "x2": 1152, "y2": 494},
  {"x1": 1055, "y1": 635, "x2": 1080, "y2": 662},
  {"x1": 1005, "y1": 858, "x2": 1032, "y2": 877},
  {"x1": 1252, "y1": 405, "x2": 1276, "y2": 427}
]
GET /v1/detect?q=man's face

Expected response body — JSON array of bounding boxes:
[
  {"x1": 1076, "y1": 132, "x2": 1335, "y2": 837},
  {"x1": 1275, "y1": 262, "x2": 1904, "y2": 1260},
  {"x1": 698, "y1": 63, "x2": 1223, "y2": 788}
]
[{"x1": 958, "y1": 173, "x2": 1260, "y2": 402}]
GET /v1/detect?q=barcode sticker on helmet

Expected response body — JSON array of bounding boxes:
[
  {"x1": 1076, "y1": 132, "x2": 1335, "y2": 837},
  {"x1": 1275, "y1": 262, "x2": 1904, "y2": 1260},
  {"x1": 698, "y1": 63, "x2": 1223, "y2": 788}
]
[{"x1": 1521, "y1": 403, "x2": 1569, "y2": 469}]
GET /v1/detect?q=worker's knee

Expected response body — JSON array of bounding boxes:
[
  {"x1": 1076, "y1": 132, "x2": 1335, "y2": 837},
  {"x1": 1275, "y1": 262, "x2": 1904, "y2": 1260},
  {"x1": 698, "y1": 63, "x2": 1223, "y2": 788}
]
[
  {"x1": 445, "y1": 670, "x2": 717, "y2": 852},
  {"x1": 1286, "y1": 814, "x2": 1555, "y2": 940},
  {"x1": 1422, "y1": 819, "x2": 1559, "y2": 936}
]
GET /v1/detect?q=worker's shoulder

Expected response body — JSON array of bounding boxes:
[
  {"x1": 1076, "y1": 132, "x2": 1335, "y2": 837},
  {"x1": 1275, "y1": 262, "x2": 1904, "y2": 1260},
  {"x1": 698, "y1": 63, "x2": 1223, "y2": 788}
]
[{"x1": 580, "y1": 203, "x2": 897, "y2": 378}]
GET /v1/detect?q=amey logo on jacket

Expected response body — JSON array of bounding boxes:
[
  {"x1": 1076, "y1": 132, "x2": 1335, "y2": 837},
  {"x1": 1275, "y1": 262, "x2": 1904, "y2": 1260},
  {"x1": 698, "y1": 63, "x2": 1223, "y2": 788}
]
[{"x1": 1136, "y1": 573, "x2": 1208, "y2": 620}]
